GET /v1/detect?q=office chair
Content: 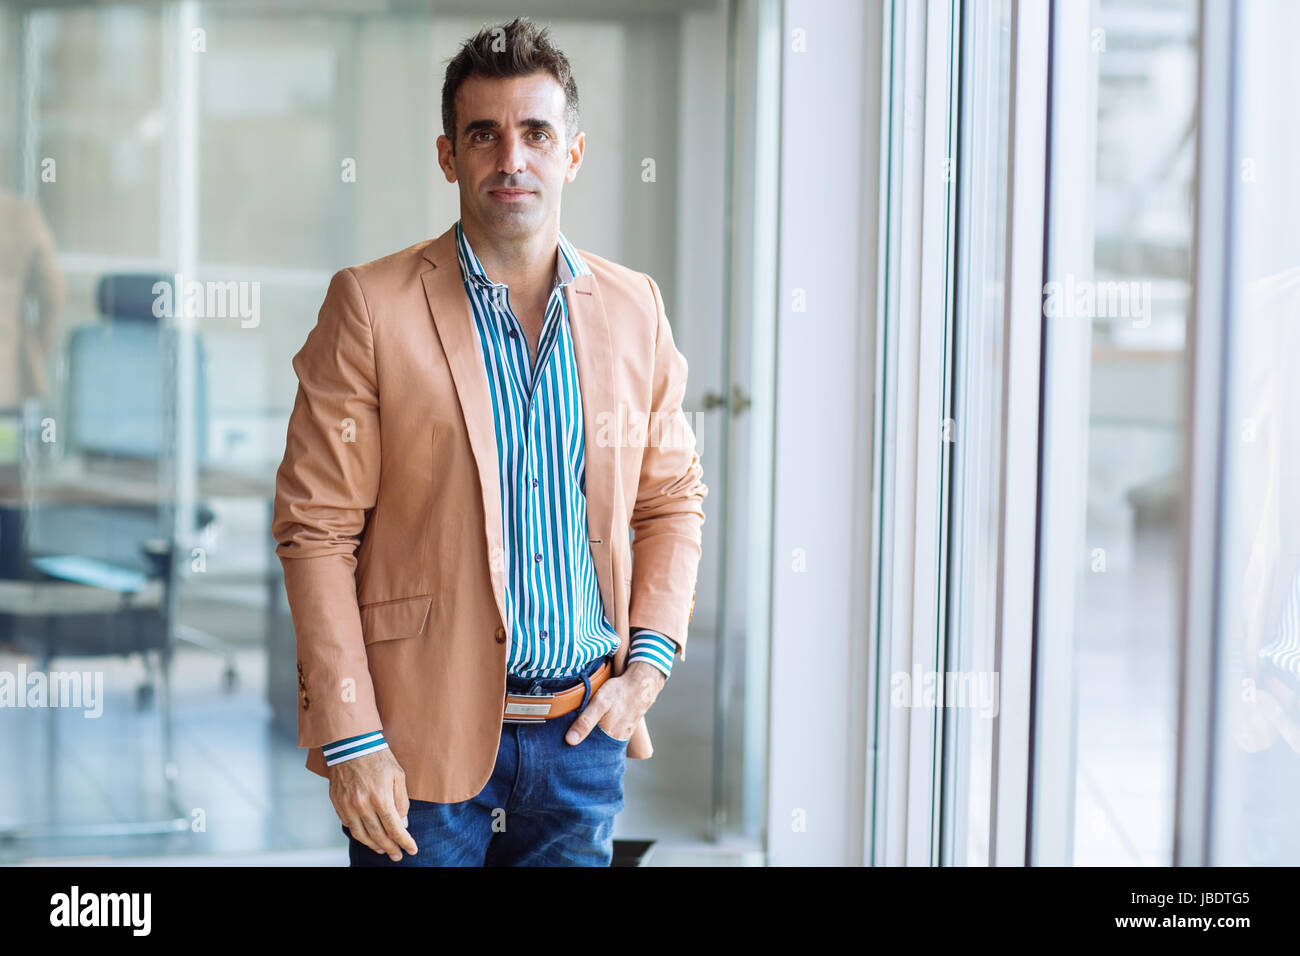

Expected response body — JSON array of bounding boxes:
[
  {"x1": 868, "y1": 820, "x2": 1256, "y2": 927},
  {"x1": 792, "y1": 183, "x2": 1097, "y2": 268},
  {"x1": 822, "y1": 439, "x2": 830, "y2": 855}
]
[
  {"x1": 44, "y1": 273, "x2": 238, "y2": 694},
  {"x1": 0, "y1": 273, "x2": 231, "y2": 839}
]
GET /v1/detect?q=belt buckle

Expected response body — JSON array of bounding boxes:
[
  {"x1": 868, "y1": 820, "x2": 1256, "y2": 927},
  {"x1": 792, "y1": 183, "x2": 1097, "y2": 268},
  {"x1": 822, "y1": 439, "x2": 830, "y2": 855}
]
[{"x1": 503, "y1": 691, "x2": 556, "y2": 723}]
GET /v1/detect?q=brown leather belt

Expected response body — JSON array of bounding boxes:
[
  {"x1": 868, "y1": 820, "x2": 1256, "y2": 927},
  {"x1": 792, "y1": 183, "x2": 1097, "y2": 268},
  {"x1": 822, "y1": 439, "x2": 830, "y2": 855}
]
[{"x1": 502, "y1": 659, "x2": 611, "y2": 724}]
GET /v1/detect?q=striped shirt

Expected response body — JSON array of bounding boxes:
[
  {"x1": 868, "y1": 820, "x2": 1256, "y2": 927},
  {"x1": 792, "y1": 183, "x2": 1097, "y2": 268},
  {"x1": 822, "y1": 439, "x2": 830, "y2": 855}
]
[
  {"x1": 323, "y1": 223, "x2": 677, "y2": 766},
  {"x1": 1259, "y1": 562, "x2": 1300, "y2": 679}
]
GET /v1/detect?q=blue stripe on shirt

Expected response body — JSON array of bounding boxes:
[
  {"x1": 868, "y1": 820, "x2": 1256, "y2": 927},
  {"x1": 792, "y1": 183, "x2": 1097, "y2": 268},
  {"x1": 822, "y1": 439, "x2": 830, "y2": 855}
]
[{"x1": 455, "y1": 220, "x2": 621, "y2": 679}]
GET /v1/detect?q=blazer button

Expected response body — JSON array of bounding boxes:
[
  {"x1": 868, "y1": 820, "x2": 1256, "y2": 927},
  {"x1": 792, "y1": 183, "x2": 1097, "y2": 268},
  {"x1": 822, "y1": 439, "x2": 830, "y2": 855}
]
[{"x1": 495, "y1": 626, "x2": 507, "y2": 644}]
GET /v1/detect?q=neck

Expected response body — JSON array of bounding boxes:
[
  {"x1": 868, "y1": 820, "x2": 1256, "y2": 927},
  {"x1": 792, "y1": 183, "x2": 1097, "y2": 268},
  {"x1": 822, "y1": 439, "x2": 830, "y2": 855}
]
[{"x1": 459, "y1": 214, "x2": 559, "y2": 291}]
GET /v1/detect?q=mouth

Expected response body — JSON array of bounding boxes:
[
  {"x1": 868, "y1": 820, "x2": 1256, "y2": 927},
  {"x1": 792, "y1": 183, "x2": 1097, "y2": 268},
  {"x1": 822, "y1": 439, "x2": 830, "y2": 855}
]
[{"x1": 488, "y1": 188, "x2": 533, "y2": 203}]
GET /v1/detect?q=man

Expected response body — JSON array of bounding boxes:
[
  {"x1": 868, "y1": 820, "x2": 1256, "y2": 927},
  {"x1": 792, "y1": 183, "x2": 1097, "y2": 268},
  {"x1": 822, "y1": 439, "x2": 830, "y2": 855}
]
[
  {"x1": 1231, "y1": 265, "x2": 1300, "y2": 862},
  {"x1": 271, "y1": 17, "x2": 706, "y2": 867},
  {"x1": 0, "y1": 186, "x2": 64, "y2": 415}
]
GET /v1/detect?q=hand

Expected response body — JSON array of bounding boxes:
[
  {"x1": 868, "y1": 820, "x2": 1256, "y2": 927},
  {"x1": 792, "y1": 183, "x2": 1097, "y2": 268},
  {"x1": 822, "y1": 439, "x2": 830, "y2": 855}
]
[
  {"x1": 565, "y1": 660, "x2": 666, "y2": 745},
  {"x1": 329, "y1": 747, "x2": 418, "y2": 861}
]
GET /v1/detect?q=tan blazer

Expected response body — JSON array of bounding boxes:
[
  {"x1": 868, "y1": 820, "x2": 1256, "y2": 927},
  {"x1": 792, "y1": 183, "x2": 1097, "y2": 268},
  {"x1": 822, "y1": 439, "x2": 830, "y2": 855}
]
[{"x1": 271, "y1": 223, "x2": 707, "y2": 802}]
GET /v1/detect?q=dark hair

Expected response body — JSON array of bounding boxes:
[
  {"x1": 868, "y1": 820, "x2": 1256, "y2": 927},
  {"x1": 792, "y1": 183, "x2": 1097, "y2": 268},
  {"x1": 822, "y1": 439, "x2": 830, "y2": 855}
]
[{"x1": 441, "y1": 17, "x2": 580, "y2": 153}]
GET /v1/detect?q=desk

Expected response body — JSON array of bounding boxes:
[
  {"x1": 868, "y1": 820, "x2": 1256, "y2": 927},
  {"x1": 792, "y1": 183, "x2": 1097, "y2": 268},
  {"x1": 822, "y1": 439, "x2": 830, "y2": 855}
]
[
  {"x1": 0, "y1": 455, "x2": 282, "y2": 837},
  {"x1": 0, "y1": 455, "x2": 301, "y2": 725},
  {"x1": 0, "y1": 455, "x2": 273, "y2": 566},
  {"x1": 0, "y1": 455, "x2": 279, "y2": 674}
]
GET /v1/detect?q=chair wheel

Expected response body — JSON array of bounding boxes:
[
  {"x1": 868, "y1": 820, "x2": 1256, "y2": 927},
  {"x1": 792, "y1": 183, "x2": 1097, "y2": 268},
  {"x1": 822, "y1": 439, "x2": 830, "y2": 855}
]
[
  {"x1": 136, "y1": 683, "x2": 155, "y2": 709},
  {"x1": 222, "y1": 667, "x2": 239, "y2": 693}
]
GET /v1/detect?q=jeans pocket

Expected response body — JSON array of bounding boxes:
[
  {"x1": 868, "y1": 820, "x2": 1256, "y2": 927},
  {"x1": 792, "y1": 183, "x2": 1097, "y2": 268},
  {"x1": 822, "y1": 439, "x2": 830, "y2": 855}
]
[{"x1": 591, "y1": 722, "x2": 631, "y2": 746}]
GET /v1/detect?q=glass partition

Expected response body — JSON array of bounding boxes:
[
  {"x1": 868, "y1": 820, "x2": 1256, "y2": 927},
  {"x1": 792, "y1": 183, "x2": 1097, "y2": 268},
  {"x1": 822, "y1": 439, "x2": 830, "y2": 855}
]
[
  {"x1": 1210, "y1": 0, "x2": 1300, "y2": 865},
  {"x1": 1033, "y1": 0, "x2": 1199, "y2": 865},
  {"x1": 0, "y1": 0, "x2": 763, "y2": 864}
]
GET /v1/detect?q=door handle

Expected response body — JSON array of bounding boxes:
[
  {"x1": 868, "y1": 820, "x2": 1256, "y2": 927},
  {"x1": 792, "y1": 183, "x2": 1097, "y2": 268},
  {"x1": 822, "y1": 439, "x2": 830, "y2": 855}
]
[
  {"x1": 701, "y1": 385, "x2": 751, "y2": 417},
  {"x1": 729, "y1": 384, "x2": 752, "y2": 417}
]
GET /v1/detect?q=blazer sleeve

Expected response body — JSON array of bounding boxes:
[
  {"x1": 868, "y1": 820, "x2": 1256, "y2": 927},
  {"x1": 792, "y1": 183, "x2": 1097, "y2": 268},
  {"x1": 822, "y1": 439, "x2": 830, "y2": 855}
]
[
  {"x1": 271, "y1": 267, "x2": 385, "y2": 749},
  {"x1": 627, "y1": 274, "x2": 708, "y2": 661}
]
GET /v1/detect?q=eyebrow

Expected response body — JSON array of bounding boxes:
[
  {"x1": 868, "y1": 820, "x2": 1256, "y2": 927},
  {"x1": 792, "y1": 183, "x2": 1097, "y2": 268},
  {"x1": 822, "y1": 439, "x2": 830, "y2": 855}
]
[{"x1": 462, "y1": 118, "x2": 558, "y2": 138}]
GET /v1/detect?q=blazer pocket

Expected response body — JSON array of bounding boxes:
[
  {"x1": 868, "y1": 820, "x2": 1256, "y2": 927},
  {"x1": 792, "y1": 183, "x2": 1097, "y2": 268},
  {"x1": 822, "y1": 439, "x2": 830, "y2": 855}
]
[{"x1": 359, "y1": 595, "x2": 433, "y2": 646}]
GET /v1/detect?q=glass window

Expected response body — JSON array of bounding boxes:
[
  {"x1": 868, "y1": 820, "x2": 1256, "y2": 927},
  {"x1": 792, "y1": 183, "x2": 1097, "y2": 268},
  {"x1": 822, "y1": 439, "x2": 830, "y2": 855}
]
[
  {"x1": 1212, "y1": 0, "x2": 1300, "y2": 865},
  {"x1": 28, "y1": 6, "x2": 164, "y2": 260},
  {"x1": 1035, "y1": 0, "x2": 1198, "y2": 866},
  {"x1": 0, "y1": 0, "x2": 742, "y2": 863}
]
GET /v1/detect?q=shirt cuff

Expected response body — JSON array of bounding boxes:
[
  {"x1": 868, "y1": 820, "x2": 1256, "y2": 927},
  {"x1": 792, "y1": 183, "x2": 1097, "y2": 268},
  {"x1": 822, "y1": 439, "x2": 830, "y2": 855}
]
[
  {"x1": 322, "y1": 731, "x2": 388, "y2": 766},
  {"x1": 628, "y1": 628, "x2": 677, "y2": 679}
]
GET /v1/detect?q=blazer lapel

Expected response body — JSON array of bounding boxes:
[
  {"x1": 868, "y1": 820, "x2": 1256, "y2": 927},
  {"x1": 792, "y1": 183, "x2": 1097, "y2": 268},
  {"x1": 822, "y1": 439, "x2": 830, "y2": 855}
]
[
  {"x1": 565, "y1": 271, "x2": 619, "y2": 626},
  {"x1": 420, "y1": 227, "x2": 511, "y2": 634}
]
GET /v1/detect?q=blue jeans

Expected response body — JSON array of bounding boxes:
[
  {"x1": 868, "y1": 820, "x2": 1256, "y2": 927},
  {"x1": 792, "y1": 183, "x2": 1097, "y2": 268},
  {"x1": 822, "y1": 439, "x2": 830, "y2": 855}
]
[{"x1": 343, "y1": 654, "x2": 627, "y2": 866}]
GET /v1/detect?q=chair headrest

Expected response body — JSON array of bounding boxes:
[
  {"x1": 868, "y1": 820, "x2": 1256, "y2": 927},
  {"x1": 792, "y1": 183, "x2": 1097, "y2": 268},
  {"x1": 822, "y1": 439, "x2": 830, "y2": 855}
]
[{"x1": 97, "y1": 274, "x2": 175, "y2": 322}]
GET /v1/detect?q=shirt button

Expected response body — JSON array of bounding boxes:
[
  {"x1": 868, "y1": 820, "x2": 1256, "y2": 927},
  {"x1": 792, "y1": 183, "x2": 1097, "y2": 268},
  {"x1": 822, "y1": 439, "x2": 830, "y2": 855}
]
[
  {"x1": 540, "y1": 630, "x2": 548, "y2": 640},
  {"x1": 509, "y1": 329, "x2": 518, "y2": 338},
  {"x1": 534, "y1": 552, "x2": 542, "y2": 562},
  {"x1": 495, "y1": 626, "x2": 506, "y2": 644},
  {"x1": 531, "y1": 478, "x2": 539, "y2": 488}
]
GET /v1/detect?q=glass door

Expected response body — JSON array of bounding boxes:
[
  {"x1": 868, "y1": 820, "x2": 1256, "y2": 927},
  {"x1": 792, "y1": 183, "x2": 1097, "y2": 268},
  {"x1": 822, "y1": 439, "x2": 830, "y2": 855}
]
[
  {"x1": 1204, "y1": 0, "x2": 1300, "y2": 865},
  {"x1": 703, "y1": 0, "x2": 779, "y2": 848},
  {"x1": 1034, "y1": 0, "x2": 1201, "y2": 865}
]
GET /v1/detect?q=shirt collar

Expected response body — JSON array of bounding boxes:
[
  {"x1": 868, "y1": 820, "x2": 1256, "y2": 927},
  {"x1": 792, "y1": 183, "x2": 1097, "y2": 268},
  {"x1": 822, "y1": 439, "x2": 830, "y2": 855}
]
[{"x1": 454, "y1": 219, "x2": 592, "y2": 291}]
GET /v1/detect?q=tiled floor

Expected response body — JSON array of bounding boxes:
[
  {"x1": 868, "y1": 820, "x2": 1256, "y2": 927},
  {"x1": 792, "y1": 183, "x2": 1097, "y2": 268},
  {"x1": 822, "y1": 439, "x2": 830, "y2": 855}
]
[
  {"x1": 0, "y1": 622, "x2": 763, "y2": 866},
  {"x1": 1070, "y1": 519, "x2": 1179, "y2": 865},
  {"x1": 4, "y1": 509, "x2": 1232, "y2": 868}
]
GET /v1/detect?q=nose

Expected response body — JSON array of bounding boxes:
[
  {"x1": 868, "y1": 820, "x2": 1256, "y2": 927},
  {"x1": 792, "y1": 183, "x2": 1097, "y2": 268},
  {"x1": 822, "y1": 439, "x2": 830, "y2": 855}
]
[{"x1": 497, "y1": 130, "x2": 527, "y2": 176}]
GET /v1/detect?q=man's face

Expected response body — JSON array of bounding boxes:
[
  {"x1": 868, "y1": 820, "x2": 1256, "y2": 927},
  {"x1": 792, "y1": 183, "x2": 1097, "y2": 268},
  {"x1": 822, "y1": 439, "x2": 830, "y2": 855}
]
[{"x1": 437, "y1": 71, "x2": 583, "y2": 241}]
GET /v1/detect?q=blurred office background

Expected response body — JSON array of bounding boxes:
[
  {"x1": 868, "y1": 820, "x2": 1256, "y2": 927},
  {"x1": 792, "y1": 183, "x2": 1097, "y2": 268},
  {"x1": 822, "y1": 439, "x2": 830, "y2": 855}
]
[
  {"x1": 0, "y1": 0, "x2": 1295, "y2": 867},
  {"x1": 0, "y1": 0, "x2": 773, "y2": 865}
]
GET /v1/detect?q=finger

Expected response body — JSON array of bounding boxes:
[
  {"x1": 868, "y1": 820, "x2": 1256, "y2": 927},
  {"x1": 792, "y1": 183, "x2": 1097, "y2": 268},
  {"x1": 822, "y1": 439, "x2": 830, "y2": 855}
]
[
  {"x1": 392, "y1": 771, "x2": 412, "y2": 832},
  {"x1": 566, "y1": 701, "x2": 610, "y2": 745},
  {"x1": 379, "y1": 806, "x2": 418, "y2": 856},
  {"x1": 602, "y1": 716, "x2": 633, "y2": 741},
  {"x1": 341, "y1": 813, "x2": 383, "y2": 856},
  {"x1": 357, "y1": 805, "x2": 402, "y2": 859}
]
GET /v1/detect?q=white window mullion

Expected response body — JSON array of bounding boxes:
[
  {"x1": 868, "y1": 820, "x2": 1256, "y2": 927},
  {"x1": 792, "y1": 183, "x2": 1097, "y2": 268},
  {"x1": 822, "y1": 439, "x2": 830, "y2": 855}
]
[
  {"x1": 989, "y1": 0, "x2": 1049, "y2": 869},
  {"x1": 1173, "y1": 0, "x2": 1238, "y2": 868}
]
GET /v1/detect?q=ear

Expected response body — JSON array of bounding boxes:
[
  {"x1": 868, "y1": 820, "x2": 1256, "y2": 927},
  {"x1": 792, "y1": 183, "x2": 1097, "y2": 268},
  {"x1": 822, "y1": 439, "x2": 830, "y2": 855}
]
[
  {"x1": 564, "y1": 130, "x2": 585, "y2": 183},
  {"x1": 435, "y1": 135, "x2": 458, "y2": 184}
]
